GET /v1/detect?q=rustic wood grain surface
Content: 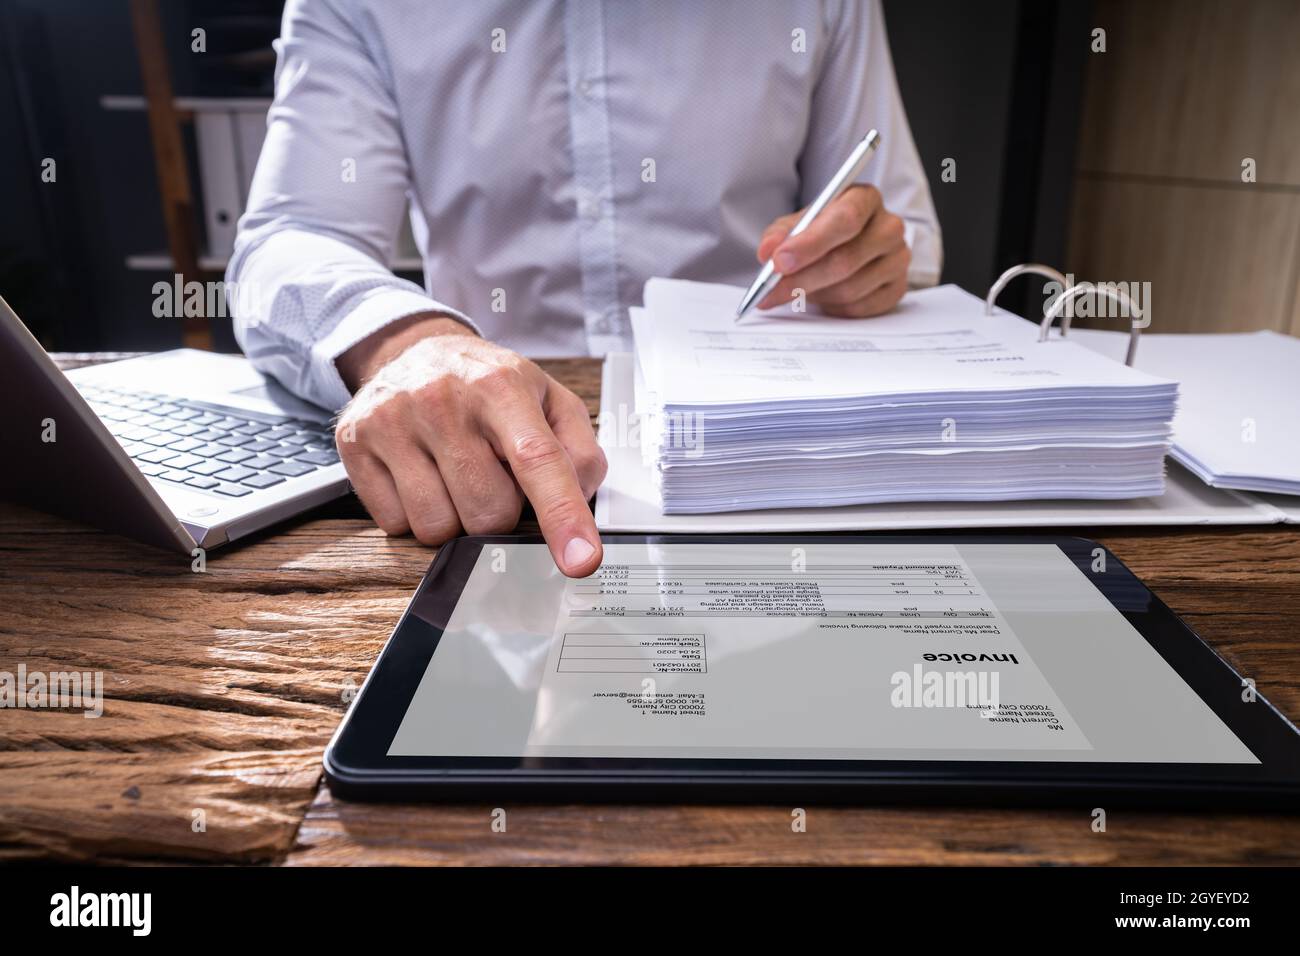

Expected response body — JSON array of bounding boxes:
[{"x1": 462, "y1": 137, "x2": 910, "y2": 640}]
[{"x1": 1, "y1": 356, "x2": 1297, "y2": 865}]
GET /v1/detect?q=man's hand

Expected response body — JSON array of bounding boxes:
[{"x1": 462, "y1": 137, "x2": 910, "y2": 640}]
[
  {"x1": 335, "y1": 314, "x2": 607, "y2": 577},
  {"x1": 755, "y1": 184, "x2": 911, "y2": 317}
]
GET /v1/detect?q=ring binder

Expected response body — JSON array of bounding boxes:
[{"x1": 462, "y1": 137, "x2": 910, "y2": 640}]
[{"x1": 985, "y1": 263, "x2": 1143, "y2": 366}]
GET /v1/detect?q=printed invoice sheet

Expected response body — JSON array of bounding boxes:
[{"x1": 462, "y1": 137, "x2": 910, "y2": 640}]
[{"x1": 388, "y1": 543, "x2": 1256, "y2": 764}]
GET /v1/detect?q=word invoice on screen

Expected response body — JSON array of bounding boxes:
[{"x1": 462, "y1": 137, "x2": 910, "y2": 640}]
[{"x1": 388, "y1": 543, "x2": 1256, "y2": 764}]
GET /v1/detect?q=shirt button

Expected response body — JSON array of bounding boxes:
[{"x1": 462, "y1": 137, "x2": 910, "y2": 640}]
[{"x1": 578, "y1": 78, "x2": 595, "y2": 97}]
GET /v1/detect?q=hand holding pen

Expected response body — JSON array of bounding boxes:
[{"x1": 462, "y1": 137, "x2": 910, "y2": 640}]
[{"x1": 737, "y1": 130, "x2": 912, "y2": 321}]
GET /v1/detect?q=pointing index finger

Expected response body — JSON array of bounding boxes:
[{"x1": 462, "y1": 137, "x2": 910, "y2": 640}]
[{"x1": 482, "y1": 389, "x2": 603, "y2": 577}]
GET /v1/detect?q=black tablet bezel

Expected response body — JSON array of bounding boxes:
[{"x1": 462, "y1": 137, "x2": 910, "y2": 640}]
[{"x1": 324, "y1": 534, "x2": 1300, "y2": 807}]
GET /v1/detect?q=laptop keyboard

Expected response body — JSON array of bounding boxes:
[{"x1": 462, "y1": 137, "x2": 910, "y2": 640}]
[{"x1": 75, "y1": 384, "x2": 341, "y2": 499}]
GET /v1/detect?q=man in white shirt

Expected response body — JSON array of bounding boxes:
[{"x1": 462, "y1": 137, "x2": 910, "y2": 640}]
[{"x1": 229, "y1": 0, "x2": 942, "y2": 576}]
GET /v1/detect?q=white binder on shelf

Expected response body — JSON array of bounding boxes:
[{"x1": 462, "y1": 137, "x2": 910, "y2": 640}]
[
  {"x1": 193, "y1": 111, "x2": 243, "y2": 259},
  {"x1": 232, "y1": 108, "x2": 268, "y2": 202}
]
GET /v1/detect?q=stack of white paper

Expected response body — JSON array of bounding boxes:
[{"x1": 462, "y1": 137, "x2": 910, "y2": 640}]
[
  {"x1": 597, "y1": 352, "x2": 1293, "y2": 532},
  {"x1": 629, "y1": 279, "x2": 1178, "y2": 514},
  {"x1": 1072, "y1": 328, "x2": 1300, "y2": 496}
]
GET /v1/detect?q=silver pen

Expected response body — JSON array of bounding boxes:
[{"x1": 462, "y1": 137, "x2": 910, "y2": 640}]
[{"x1": 735, "y1": 128, "x2": 881, "y2": 322}]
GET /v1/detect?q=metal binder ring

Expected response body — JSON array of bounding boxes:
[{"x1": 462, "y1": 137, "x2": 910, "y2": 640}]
[
  {"x1": 984, "y1": 263, "x2": 1143, "y2": 367},
  {"x1": 984, "y1": 263, "x2": 1069, "y2": 316},
  {"x1": 1042, "y1": 282, "x2": 1142, "y2": 366}
]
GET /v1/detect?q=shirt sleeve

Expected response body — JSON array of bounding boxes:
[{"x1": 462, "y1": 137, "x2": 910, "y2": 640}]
[
  {"x1": 799, "y1": 0, "x2": 943, "y2": 288},
  {"x1": 226, "y1": 0, "x2": 479, "y2": 413}
]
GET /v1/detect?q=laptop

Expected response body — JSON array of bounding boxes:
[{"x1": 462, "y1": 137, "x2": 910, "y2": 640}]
[{"x1": 0, "y1": 296, "x2": 350, "y2": 552}]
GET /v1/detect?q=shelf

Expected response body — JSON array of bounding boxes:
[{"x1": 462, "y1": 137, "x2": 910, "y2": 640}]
[
  {"x1": 124, "y1": 252, "x2": 425, "y2": 273},
  {"x1": 101, "y1": 94, "x2": 272, "y2": 113}
]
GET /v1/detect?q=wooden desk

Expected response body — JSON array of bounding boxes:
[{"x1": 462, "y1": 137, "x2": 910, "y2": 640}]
[{"x1": 2, "y1": 356, "x2": 1298, "y2": 865}]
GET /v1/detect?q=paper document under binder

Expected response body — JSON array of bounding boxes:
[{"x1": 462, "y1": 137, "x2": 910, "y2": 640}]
[{"x1": 1073, "y1": 327, "x2": 1300, "y2": 496}]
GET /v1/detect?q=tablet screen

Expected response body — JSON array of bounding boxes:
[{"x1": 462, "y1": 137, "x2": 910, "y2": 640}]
[{"x1": 388, "y1": 542, "x2": 1257, "y2": 764}]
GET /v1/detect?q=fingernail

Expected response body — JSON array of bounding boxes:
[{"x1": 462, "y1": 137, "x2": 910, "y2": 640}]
[
  {"x1": 775, "y1": 251, "x2": 797, "y2": 272},
  {"x1": 563, "y1": 536, "x2": 597, "y2": 571}
]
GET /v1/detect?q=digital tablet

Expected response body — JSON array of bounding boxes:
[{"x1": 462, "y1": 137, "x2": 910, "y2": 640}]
[{"x1": 324, "y1": 534, "x2": 1300, "y2": 807}]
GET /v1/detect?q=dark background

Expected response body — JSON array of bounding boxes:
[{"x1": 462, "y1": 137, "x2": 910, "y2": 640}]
[{"x1": 0, "y1": 0, "x2": 1090, "y2": 353}]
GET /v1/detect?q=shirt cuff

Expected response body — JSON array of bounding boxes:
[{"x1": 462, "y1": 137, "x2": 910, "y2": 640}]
[
  {"x1": 311, "y1": 287, "x2": 481, "y2": 411},
  {"x1": 903, "y1": 218, "x2": 942, "y2": 289}
]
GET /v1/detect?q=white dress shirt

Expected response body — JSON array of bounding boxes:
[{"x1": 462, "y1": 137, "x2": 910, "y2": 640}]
[{"x1": 229, "y1": 0, "x2": 942, "y2": 411}]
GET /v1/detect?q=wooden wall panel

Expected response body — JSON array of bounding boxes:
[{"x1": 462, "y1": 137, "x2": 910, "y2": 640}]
[
  {"x1": 1069, "y1": 0, "x2": 1300, "y2": 334},
  {"x1": 1067, "y1": 178, "x2": 1300, "y2": 334},
  {"x1": 1079, "y1": 0, "x2": 1300, "y2": 187}
]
